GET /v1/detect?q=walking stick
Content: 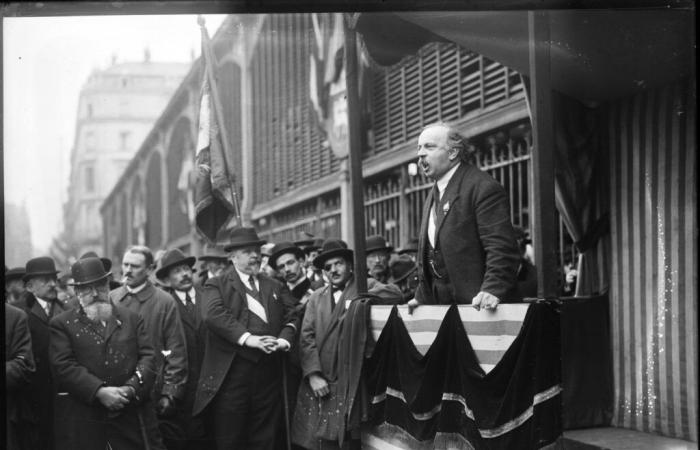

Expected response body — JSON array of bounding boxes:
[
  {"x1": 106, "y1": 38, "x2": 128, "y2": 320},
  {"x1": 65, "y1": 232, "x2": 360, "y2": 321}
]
[
  {"x1": 282, "y1": 357, "x2": 292, "y2": 450},
  {"x1": 137, "y1": 409, "x2": 152, "y2": 450}
]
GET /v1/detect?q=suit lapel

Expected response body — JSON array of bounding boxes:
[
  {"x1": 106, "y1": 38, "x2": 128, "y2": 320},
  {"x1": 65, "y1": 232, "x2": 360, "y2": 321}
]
[
  {"x1": 259, "y1": 277, "x2": 273, "y2": 316},
  {"x1": 435, "y1": 164, "x2": 466, "y2": 238},
  {"x1": 173, "y1": 291, "x2": 197, "y2": 331},
  {"x1": 30, "y1": 301, "x2": 49, "y2": 323}
]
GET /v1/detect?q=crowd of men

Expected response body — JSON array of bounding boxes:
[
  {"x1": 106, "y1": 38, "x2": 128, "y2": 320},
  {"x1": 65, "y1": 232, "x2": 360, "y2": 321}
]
[{"x1": 5, "y1": 122, "x2": 552, "y2": 450}]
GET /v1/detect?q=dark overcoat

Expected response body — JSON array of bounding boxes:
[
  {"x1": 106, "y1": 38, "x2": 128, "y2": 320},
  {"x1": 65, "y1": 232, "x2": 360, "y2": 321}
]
[
  {"x1": 11, "y1": 292, "x2": 72, "y2": 450},
  {"x1": 5, "y1": 303, "x2": 36, "y2": 450},
  {"x1": 49, "y1": 305, "x2": 158, "y2": 450},
  {"x1": 192, "y1": 269, "x2": 300, "y2": 416},
  {"x1": 416, "y1": 163, "x2": 520, "y2": 304},
  {"x1": 110, "y1": 282, "x2": 188, "y2": 401},
  {"x1": 159, "y1": 285, "x2": 210, "y2": 450},
  {"x1": 292, "y1": 276, "x2": 402, "y2": 448}
]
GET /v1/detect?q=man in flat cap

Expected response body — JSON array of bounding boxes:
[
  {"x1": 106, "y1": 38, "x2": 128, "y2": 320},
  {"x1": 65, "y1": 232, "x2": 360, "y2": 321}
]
[
  {"x1": 49, "y1": 257, "x2": 161, "y2": 450},
  {"x1": 193, "y1": 227, "x2": 301, "y2": 450},
  {"x1": 5, "y1": 267, "x2": 27, "y2": 304},
  {"x1": 109, "y1": 245, "x2": 189, "y2": 447},
  {"x1": 292, "y1": 239, "x2": 402, "y2": 449},
  {"x1": 156, "y1": 249, "x2": 210, "y2": 450},
  {"x1": 14, "y1": 256, "x2": 71, "y2": 450}
]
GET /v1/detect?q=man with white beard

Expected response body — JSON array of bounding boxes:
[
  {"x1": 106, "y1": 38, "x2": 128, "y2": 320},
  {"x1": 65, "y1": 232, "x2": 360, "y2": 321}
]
[{"x1": 49, "y1": 257, "x2": 162, "y2": 450}]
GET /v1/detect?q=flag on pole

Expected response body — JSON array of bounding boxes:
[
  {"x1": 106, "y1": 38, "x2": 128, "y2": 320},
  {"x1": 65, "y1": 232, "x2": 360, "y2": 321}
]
[{"x1": 194, "y1": 19, "x2": 239, "y2": 243}]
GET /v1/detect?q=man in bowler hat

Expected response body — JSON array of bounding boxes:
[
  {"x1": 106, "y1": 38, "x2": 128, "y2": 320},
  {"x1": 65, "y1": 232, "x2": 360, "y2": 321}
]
[
  {"x1": 5, "y1": 267, "x2": 27, "y2": 304},
  {"x1": 13, "y1": 256, "x2": 71, "y2": 450},
  {"x1": 196, "y1": 245, "x2": 229, "y2": 287},
  {"x1": 156, "y1": 249, "x2": 210, "y2": 450},
  {"x1": 49, "y1": 257, "x2": 161, "y2": 450},
  {"x1": 364, "y1": 235, "x2": 394, "y2": 284},
  {"x1": 193, "y1": 227, "x2": 301, "y2": 450}
]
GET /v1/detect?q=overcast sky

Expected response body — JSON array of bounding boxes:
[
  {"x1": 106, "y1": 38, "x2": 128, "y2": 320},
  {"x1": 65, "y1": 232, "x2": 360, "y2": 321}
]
[{"x1": 3, "y1": 14, "x2": 226, "y2": 252}]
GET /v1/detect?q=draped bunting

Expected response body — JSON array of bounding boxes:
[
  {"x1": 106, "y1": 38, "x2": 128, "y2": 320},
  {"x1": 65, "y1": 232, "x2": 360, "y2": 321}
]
[
  {"x1": 521, "y1": 81, "x2": 610, "y2": 296},
  {"x1": 363, "y1": 303, "x2": 562, "y2": 449}
]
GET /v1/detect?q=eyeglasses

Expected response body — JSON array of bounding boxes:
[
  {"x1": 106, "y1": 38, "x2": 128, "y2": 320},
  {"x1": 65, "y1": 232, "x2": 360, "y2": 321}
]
[{"x1": 75, "y1": 284, "x2": 109, "y2": 298}]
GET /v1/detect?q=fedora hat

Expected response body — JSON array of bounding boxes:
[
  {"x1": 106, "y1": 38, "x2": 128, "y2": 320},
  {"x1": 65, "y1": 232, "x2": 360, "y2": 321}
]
[
  {"x1": 224, "y1": 227, "x2": 267, "y2": 252},
  {"x1": 365, "y1": 235, "x2": 394, "y2": 254},
  {"x1": 80, "y1": 251, "x2": 113, "y2": 272},
  {"x1": 388, "y1": 254, "x2": 418, "y2": 284},
  {"x1": 313, "y1": 239, "x2": 354, "y2": 270},
  {"x1": 268, "y1": 241, "x2": 305, "y2": 267},
  {"x1": 23, "y1": 256, "x2": 60, "y2": 282},
  {"x1": 199, "y1": 244, "x2": 229, "y2": 261},
  {"x1": 156, "y1": 249, "x2": 197, "y2": 280},
  {"x1": 398, "y1": 237, "x2": 419, "y2": 255},
  {"x1": 5, "y1": 266, "x2": 26, "y2": 282},
  {"x1": 68, "y1": 257, "x2": 111, "y2": 286}
]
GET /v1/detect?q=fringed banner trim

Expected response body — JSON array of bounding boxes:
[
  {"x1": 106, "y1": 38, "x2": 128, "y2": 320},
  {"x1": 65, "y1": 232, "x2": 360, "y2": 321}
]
[{"x1": 371, "y1": 384, "x2": 562, "y2": 439}]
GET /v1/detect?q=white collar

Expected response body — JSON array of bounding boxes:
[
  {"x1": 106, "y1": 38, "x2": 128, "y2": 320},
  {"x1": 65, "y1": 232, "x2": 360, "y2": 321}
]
[
  {"x1": 235, "y1": 268, "x2": 256, "y2": 288},
  {"x1": 436, "y1": 162, "x2": 461, "y2": 196},
  {"x1": 174, "y1": 288, "x2": 196, "y2": 301},
  {"x1": 126, "y1": 282, "x2": 148, "y2": 294},
  {"x1": 35, "y1": 297, "x2": 49, "y2": 308},
  {"x1": 287, "y1": 276, "x2": 307, "y2": 291}
]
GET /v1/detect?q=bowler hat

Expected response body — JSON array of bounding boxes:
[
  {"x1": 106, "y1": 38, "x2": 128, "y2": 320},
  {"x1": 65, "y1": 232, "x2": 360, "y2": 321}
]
[
  {"x1": 388, "y1": 254, "x2": 418, "y2": 284},
  {"x1": 68, "y1": 257, "x2": 111, "y2": 286},
  {"x1": 5, "y1": 266, "x2": 26, "y2": 282},
  {"x1": 303, "y1": 238, "x2": 325, "y2": 254},
  {"x1": 224, "y1": 227, "x2": 267, "y2": 252},
  {"x1": 268, "y1": 241, "x2": 305, "y2": 268},
  {"x1": 313, "y1": 239, "x2": 354, "y2": 270},
  {"x1": 365, "y1": 235, "x2": 394, "y2": 254},
  {"x1": 23, "y1": 256, "x2": 60, "y2": 282},
  {"x1": 398, "y1": 237, "x2": 419, "y2": 255},
  {"x1": 199, "y1": 245, "x2": 229, "y2": 261},
  {"x1": 293, "y1": 239, "x2": 315, "y2": 248},
  {"x1": 80, "y1": 251, "x2": 112, "y2": 272},
  {"x1": 156, "y1": 249, "x2": 197, "y2": 280}
]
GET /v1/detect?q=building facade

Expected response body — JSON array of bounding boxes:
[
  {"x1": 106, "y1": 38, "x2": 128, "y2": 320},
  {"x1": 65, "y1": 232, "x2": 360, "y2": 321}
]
[{"x1": 61, "y1": 52, "x2": 189, "y2": 264}]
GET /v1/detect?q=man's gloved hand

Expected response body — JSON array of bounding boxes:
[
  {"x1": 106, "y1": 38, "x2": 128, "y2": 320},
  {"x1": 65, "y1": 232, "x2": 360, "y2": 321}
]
[{"x1": 156, "y1": 395, "x2": 177, "y2": 418}]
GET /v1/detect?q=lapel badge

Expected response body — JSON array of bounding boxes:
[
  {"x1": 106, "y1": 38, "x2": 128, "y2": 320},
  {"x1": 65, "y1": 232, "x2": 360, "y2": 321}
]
[
  {"x1": 273, "y1": 292, "x2": 278, "y2": 301},
  {"x1": 443, "y1": 201, "x2": 450, "y2": 214}
]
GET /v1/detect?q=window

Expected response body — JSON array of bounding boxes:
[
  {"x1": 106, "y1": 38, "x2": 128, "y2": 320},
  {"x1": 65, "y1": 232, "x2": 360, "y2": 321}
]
[
  {"x1": 85, "y1": 166, "x2": 95, "y2": 193},
  {"x1": 120, "y1": 131, "x2": 131, "y2": 151},
  {"x1": 85, "y1": 131, "x2": 96, "y2": 151},
  {"x1": 87, "y1": 103, "x2": 93, "y2": 118}
]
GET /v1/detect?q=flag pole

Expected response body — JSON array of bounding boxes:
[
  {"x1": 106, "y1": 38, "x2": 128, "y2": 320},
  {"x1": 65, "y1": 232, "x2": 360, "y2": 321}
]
[
  {"x1": 343, "y1": 15, "x2": 368, "y2": 294},
  {"x1": 198, "y1": 15, "x2": 242, "y2": 225}
]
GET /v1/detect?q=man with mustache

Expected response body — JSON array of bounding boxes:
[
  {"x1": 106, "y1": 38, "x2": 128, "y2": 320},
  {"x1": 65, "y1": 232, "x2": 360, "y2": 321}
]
[
  {"x1": 109, "y1": 245, "x2": 188, "y2": 449},
  {"x1": 364, "y1": 235, "x2": 394, "y2": 284},
  {"x1": 49, "y1": 257, "x2": 160, "y2": 450},
  {"x1": 192, "y1": 227, "x2": 301, "y2": 450},
  {"x1": 409, "y1": 122, "x2": 520, "y2": 311},
  {"x1": 156, "y1": 249, "x2": 210, "y2": 450},
  {"x1": 291, "y1": 239, "x2": 402, "y2": 450},
  {"x1": 13, "y1": 256, "x2": 71, "y2": 450}
]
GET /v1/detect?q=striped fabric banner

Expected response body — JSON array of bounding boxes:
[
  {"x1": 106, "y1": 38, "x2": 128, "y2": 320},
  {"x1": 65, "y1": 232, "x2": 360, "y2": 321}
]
[
  {"x1": 370, "y1": 304, "x2": 530, "y2": 373},
  {"x1": 609, "y1": 79, "x2": 697, "y2": 442},
  {"x1": 364, "y1": 304, "x2": 531, "y2": 449}
]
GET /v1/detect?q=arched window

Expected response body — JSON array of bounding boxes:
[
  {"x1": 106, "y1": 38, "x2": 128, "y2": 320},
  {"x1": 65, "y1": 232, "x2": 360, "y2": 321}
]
[
  {"x1": 167, "y1": 117, "x2": 193, "y2": 241},
  {"x1": 145, "y1": 152, "x2": 163, "y2": 247}
]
